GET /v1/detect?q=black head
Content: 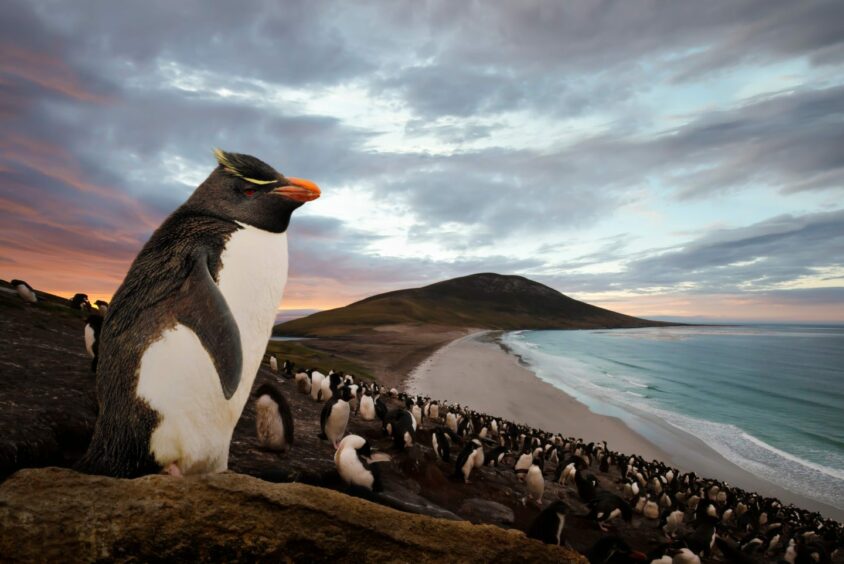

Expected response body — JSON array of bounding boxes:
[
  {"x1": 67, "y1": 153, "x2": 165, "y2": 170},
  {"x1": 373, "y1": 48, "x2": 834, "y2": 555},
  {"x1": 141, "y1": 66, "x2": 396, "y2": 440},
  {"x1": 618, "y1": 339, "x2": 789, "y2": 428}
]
[
  {"x1": 183, "y1": 149, "x2": 320, "y2": 233},
  {"x1": 356, "y1": 440, "x2": 373, "y2": 458}
]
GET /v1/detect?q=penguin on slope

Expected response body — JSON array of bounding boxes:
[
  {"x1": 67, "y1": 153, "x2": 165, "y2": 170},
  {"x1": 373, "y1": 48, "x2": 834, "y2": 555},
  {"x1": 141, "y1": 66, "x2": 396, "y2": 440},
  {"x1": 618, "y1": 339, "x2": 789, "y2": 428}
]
[
  {"x1": 76, "y1": 149, "x2": 320, "y2": 477},
  {"x1": 253, "y1": 383, "x2": 294, "y2": 452},
  {"x1": 83, "y1": 314, "x2": 103, "y2": 372},
  {"x1": 319, "y1": 385, "x2": 352, "y2": 448},
  {"x1": 10, "y1": 279, "x2": 37, "y2": 304}
]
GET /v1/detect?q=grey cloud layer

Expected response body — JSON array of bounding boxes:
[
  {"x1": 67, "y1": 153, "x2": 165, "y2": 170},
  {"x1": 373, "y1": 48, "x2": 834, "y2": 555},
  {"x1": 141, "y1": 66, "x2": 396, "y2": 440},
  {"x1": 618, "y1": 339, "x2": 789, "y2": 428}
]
[{"x1": 2, "y1": 0, "x2": 842, "y2": 313}]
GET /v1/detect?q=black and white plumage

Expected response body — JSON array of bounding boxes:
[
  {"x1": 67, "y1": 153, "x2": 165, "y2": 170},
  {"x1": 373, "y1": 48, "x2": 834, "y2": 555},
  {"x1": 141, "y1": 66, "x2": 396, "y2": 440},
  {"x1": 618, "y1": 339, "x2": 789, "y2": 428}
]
[
  {"x1": 526, "y1": 500, "x2": 569, "y2": 546},
  {"x1": 70, "y1": 293, "x2": 91, "y2": 310},
  {"x1": 310, "y1": 370, "x2": 326, "y2": 401},
  {"x1": 385, "y1": 408, "x2": 415, "y2": 450},
  {"x1": 83, "y1": 314, "x2": 103, "y2": 372},
  {"x1": 588, "y1": 491, "x2": 633, "y2": 532},
  {"x1": 334, "y1": 434, "x2": 383, "y2": 493},
  {"x1": 525, "y1": 459, "x2": 545, "y2": 507},
  {"x1": 10, "y1": 279, "x2": 37, "y2": 304},
  {"x1": 254, "y1": 383, "x2": 294, "y2": 452},
  {"x1": 432, "y1": 427, "x2": 452, "y2": 462},
  {"x1": 454, "y1": 439, "x2": 483, "y2": 483},
  {"x1": 76, "y1": 150, "x2": 320, "y2": 478},
  {"x1": 375, "y1": 395, "x2": 388, "y2": 423},
  {"x1": 319, "y1": 386, "x2": 351, "y2": 448},
  {"x1": 295, "y1": 370, "x2": 311, "y2": 394},
  {"x1": 359, "y1": 391, "x2": 376, "y2": 421}
]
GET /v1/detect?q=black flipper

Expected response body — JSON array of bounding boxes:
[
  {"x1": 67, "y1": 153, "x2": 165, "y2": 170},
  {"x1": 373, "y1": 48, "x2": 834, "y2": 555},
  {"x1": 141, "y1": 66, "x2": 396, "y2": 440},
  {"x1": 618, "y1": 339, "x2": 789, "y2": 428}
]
[{"x1": 175, "y1": 251, "x2": 242, "y2": 399}]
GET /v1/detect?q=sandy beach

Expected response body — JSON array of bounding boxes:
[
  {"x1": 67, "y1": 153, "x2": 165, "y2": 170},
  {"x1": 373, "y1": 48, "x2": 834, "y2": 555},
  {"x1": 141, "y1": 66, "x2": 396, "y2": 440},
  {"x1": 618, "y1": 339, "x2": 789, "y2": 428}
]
[{"x1": 407, "y1": 331, "x2": 844, "y2": 521}]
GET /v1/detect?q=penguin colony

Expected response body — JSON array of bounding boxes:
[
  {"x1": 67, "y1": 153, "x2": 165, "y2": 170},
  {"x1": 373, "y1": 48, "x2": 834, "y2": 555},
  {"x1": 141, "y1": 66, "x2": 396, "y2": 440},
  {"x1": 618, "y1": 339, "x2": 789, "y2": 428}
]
[
  {"x1": 7, "y1": 273, "x2": 842, "y2": 561},
  {"x1": 244, "y1": 353, "x2": 843, "y2": 564}
]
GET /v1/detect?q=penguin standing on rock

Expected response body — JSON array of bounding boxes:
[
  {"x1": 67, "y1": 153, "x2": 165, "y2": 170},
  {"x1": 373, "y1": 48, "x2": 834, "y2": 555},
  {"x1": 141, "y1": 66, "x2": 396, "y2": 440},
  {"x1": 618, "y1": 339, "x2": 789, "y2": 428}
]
[
  {"x1": 526, "y1": 500, "x2": 569, "y2": 546},
  {"x1": 76, "y1": 149, "x2": 320, "y2": 477},
  {"x1": 310, "y1": 370, "x2": 326, "y2": 401},
  {"x1": 71, "y1": 293, "x2": 91, "y2": 310},
  {"x1": 335, "y1": 435, "x2": 385, "y2": 494},
  {"x1": 10, "y1": 280, "x2": 37, "y2": 304},
  {"x1": 319, "y1": 385, "x2": 351, "y2": 448},
  {"x1": 269, "y1": 356, "x2": 278, "y2": 372},
  {"x1": 295, "y1": 370, "x2": 311, "y2": 394},
  {"x1": 454, "y1": 439, "x2": 483, "y2": 483},
  {"x1": 359, "y1": 390, "x2": 376, "y2": 421},
  {"x1": 84, "y1": 314, "x2": 103, "y2": 372},
  {"x1": 253, "y1": 383, "x2": 294, "y2": 452}
]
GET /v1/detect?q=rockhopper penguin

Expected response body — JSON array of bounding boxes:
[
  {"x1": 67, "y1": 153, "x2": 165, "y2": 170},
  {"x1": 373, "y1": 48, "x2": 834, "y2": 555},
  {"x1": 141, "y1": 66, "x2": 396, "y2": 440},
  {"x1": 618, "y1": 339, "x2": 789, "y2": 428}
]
[
  {"x1": 254, "y1": 382, "x2": 294, "y2": 452},
  {"x1": 77, "y1": 149, "x2": 320, "y2": 477}
]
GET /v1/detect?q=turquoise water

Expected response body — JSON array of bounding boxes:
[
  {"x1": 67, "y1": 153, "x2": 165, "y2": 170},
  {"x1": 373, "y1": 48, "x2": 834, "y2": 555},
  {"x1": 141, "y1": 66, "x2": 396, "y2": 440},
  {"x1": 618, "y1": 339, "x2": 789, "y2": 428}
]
[{"x1": 502, "y1": 325, "x2": 844, "y2": 511}]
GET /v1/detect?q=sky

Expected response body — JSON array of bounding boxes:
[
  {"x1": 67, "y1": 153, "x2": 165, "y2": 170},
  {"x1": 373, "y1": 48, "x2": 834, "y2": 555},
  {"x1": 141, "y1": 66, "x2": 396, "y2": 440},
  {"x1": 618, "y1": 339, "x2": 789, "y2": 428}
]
[{"x1": 1, "y1": 1, "x2": 843, "y2": 323}]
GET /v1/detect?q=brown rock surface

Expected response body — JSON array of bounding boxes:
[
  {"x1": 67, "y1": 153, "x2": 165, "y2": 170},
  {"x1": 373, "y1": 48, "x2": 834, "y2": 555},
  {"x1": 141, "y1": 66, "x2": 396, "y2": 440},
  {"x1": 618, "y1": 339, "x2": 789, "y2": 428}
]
[{"x1": 0, "y1": 467, "x2": 586, "y2": 563}]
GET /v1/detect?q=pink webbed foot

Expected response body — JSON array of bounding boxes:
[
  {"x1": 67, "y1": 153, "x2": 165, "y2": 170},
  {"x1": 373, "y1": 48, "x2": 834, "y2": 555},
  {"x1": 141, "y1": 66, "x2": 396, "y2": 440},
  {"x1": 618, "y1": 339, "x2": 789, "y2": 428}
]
[{"x1": 163, "y1": 463, "x2": 183, "y2": 477}]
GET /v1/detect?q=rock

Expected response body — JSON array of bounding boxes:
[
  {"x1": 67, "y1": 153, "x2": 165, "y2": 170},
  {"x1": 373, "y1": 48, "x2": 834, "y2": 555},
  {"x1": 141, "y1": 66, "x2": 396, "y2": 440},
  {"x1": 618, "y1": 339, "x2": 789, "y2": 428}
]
[
  {"x1": 459, "y1": 498, "x2": 516, "y2": 526},
  {"x1": 0, "y1": 468, "x2": 586, "y2": 563}
]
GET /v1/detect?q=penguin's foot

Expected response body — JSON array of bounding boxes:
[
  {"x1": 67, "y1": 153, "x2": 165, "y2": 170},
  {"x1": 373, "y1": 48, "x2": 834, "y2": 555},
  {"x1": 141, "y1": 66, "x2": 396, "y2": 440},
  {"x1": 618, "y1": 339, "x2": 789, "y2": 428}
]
[{"x1": 163, "y1": 463, "x2": 183, "y2": 478}]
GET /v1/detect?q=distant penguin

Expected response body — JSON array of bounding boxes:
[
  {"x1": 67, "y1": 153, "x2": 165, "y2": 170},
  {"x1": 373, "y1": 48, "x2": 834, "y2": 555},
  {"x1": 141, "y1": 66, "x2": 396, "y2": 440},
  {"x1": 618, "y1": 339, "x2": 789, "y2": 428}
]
[
  {"x1": 359, "y1": 391, "x2": 376, "y2": 421},
  {"x1": 269, "y1": 356, "x2": 278, "y2": 372},
  {"x1": 348, "y1": 385, "x2": 360, "y2": 415},
  {"x1": 428, "y1": 401, "x2": 439, "y2": 421},
  {"x1": 525, "y1": 460, "x2": 545, "y2": 506},
  {"x1": 526, "y1": 500, "x2": 569, "y2": 545},
  {"x1": 643, "y1": 495, "x2": 660, "y2": 520},
  {"x1": 446, "y1": 412, "x2": 458, "y2": 434},
  {"x1": 432, "y1": 427, "x2": 452, "y2": 462},
  {"x1": 588, "y1": 491, "x2": 633, "y2": 532},
  {"x1": 375, "y1": 395, "x2": 388, "y2": 423},
  {"x1": 310, "y1": 370, "x2": 326, "y2": 401},
  {"x1": 254, "y1": 383, "x2": 294, "y2": 452},
  {"x1": 71, "y1": 293, "x2": 91, "y2": 310},
  {"x1": 386, "y1": 409, "x2": 415, "y2": 450},
  {"x1": 454, "y1": 439, "x2": 483, "y2": 483},
  {"x1": 660, "y1": 508, "x2": 685, "y2": 539},
  {"x1": 295, "y1": 370, "x2": 311, "y2": 394},
  {"x1": 84, "y1": 314, "x2": 103, "y2": 372},
  {"x1": 76, "y1": 149, "x2": 320, "y2": 478},
  {"x1": 334, "y1": 434, "x2": 383, "y2": 493},
  {"x1": 319, "y1": 386, "x2": 351, "y2": 448},
  {"x1": 10, "y1": 279, "x2": 37, "y2": 304},
  {"x1": 95, "y1": 300, "x2": 109, "y2": 316},
  {"x1": 485, "y1": 445, "x2": 507, "y2": 466},
  {"x1": 514, "y1": 451, "x2": 532, "y2": 481},
  {"x1": 320, "y1": 371, "x2": 343, "y2": 402}
]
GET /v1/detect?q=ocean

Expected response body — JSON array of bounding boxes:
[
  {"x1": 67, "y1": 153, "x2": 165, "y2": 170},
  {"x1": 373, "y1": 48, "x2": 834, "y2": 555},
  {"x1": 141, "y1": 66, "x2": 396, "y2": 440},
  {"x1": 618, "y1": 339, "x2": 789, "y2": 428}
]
[{"x1": 502, "y1": 325, "x2": 844, "y2": 513}]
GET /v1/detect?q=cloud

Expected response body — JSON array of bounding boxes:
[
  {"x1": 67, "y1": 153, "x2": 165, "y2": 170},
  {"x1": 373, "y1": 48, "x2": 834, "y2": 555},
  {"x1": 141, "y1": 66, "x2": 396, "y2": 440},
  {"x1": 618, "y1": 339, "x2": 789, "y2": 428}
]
[{"x1": 0, "y1": 0, "x2": 842, "y2": 321}]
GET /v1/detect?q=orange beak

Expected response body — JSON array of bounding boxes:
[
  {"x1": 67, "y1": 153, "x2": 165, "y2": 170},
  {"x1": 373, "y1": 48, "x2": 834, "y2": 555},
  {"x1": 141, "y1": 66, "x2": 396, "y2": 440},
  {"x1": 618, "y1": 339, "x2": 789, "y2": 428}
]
[{"x1": 272, "y1": 177, "x2": 321, "y2": 203}]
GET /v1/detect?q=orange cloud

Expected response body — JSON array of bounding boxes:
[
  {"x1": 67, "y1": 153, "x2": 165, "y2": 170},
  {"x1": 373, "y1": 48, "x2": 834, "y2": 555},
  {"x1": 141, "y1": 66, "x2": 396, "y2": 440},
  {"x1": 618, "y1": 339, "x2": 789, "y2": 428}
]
[{"x1": 0, "y1": 42, "x2": 111, "y2": 104}]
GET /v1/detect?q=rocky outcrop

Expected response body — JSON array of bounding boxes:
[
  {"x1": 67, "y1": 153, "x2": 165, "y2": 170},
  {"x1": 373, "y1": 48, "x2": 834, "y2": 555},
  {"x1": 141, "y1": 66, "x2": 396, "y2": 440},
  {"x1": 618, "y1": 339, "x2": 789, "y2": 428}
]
[{"x1": 0, "y1": 468, "x2": 586, "y2": 563}]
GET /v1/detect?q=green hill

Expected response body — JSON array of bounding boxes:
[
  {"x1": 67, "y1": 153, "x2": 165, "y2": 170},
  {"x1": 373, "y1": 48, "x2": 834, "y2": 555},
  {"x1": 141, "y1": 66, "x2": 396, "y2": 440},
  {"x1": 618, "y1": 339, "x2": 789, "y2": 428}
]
[{"x1": 274, "y1": 273, "x2": 670, "y2": 337}]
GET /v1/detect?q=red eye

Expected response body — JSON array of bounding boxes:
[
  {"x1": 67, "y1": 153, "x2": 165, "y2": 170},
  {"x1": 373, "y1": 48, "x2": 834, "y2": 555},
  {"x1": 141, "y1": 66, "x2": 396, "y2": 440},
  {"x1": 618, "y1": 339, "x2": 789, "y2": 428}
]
[{"x1": 244, "y1": 189, "x2": 256, "y2": 197}]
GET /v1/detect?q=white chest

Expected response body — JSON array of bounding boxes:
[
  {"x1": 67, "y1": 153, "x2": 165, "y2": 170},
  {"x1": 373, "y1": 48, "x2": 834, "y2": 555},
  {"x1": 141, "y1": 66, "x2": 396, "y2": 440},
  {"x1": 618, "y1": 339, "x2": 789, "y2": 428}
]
[
  {"x1": 137, "y1": 225, "x2": 289, "y2": 474},
  {"x1": 84, "y1": 324, "x2": 96, "y2": 357}
]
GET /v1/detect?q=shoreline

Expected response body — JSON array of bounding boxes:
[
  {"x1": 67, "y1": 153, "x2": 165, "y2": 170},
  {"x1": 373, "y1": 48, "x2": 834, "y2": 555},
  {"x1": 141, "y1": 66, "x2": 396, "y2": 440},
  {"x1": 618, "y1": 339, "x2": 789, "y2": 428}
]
[{"x1": 406, "y1": 330, "x2": 844, "y2": 522}]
